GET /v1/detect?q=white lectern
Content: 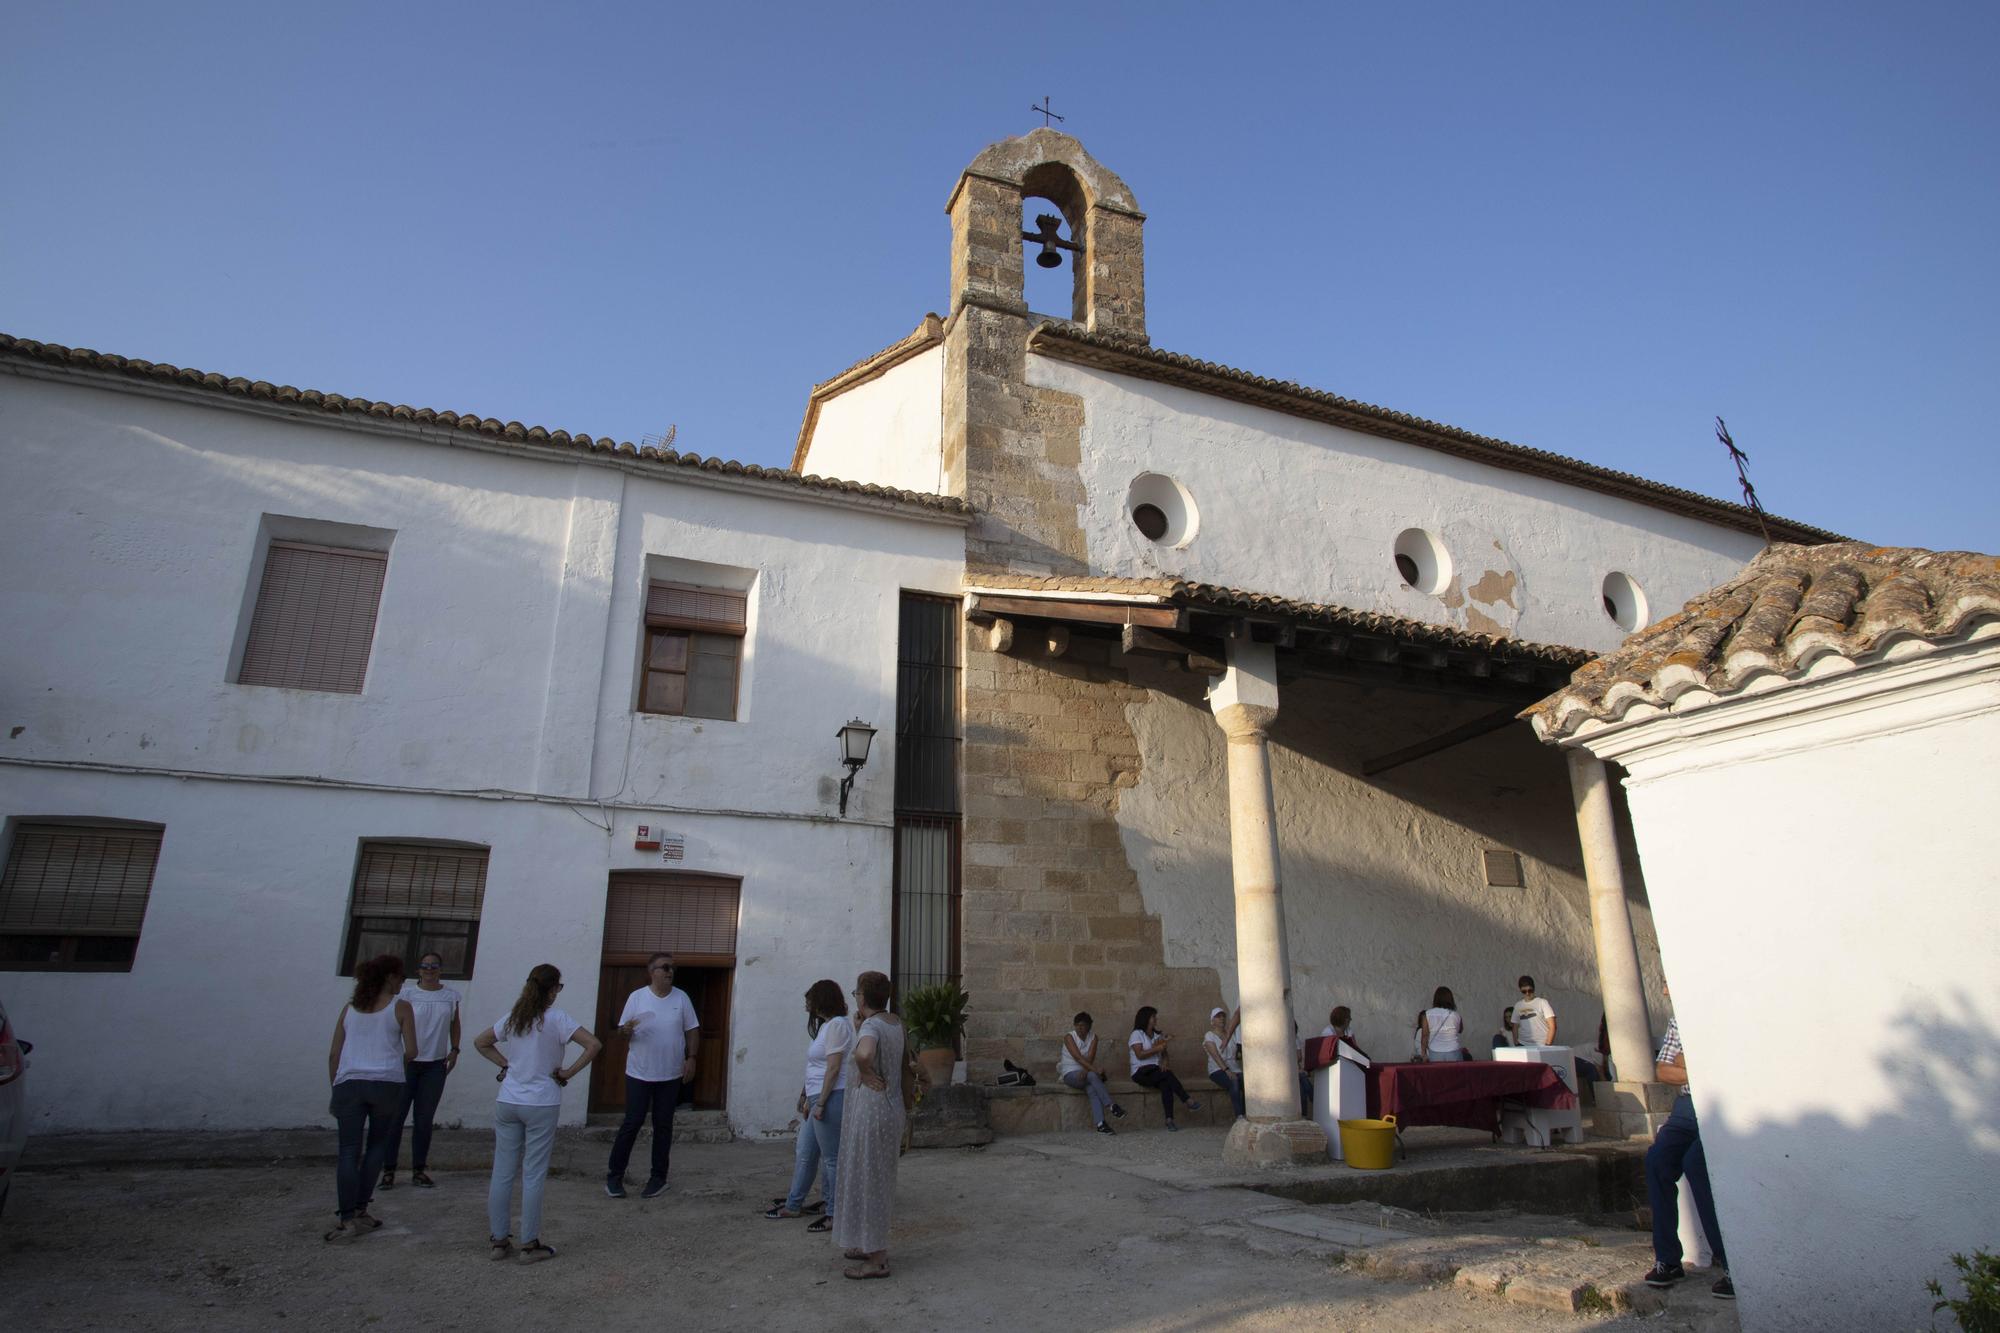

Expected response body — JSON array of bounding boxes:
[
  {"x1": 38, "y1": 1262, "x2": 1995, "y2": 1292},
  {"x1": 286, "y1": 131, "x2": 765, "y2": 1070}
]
[
  {"x1": 1309, "y1": 1041, "x2": 1371, "y2": 1160},
  {"x1": 1493, "y1": 1044, "x2": 1584, "y2": 1147}
]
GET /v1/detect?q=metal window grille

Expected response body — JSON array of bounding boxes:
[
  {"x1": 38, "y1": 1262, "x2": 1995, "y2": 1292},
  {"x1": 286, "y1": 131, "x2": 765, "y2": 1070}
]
[
  {"x1": 342, "y1": 842, "x2": 489, "y2": 978},
  {"x1": 603, "y1": 873, "x2": 741, "y2": 959},
  {"x1": 1483, "y1": 849, "x2": 1525, "y2": 888},
  {"x1": 237, "y1": 541, "x2": 387, "y2": 693},
  {"x1": 1, "y1": 822, "x2": 163, "y2": 971},
  {"x1": 893, "y1": 593, "x2": 962, "y2": 994}
]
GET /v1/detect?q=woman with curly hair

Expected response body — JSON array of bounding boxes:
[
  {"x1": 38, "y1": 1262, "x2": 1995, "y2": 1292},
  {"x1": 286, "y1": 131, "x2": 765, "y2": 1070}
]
[
  {"x1": 325, "y1": 954, "x2": 417, "y2": 1242},
  {"x1": 471, "y1": 963, "x2": 602, "y2": 1262}
]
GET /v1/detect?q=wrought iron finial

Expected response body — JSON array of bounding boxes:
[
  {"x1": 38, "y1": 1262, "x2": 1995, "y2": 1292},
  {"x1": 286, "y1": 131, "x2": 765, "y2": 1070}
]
[
  {"x1": 1032, "y1": 96, "x2": 1064, "y2": 129},
  {"x1": 1716, "y1": 416, "x2": 1771, "y2": 544}
]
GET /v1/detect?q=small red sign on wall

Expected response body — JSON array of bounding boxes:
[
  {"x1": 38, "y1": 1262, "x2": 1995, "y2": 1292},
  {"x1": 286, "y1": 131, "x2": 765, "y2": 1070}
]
[{"x1": 634, "y1": 824, "x2": 661, "y2": 851}]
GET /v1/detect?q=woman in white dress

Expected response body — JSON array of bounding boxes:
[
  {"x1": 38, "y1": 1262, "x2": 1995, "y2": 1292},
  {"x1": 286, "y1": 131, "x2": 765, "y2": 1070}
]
[
  {"x1": 833, "y1": 970, "x2": 907, "y2": 1280},
  {"x1": 765, "y1": 979, "x2": 852, "y2": 1228},
  {"x1": 324, "y1": 954, "x2": 417, "y2": 1242},
  {"x1": 1419, "y1": 986, "x2": 1465, "y2": 1062}
]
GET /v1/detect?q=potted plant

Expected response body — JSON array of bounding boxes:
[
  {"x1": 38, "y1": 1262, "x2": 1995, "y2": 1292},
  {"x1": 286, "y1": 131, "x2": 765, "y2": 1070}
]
[{"x1": 900, "y1": 982, "x2": 969, "y2": 1090}]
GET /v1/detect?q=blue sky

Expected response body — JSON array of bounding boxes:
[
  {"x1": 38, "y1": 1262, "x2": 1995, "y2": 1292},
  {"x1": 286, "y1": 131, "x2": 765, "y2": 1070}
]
[{"x1": 4, "y1": 3, "x2": 1994, "y2": 550}]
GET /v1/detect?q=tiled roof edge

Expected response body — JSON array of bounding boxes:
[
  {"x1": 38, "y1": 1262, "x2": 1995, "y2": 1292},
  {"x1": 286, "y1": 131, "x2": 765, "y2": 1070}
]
[
  {"x1": 1026, "y1": 324, "x2": 1845, "y2": 547},
  {"x1": 789, "y1": 314, "x2": 945, "y2": 473},
  {"x1": 967, "y1": 571, "x2": 1590, "y2": 665},
  {"x1": 0, "y1": 333, "x2": 972, "y2": 520}
]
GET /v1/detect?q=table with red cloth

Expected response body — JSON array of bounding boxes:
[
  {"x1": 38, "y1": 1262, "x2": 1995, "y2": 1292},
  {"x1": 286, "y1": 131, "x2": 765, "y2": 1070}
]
[{"x1": 1363, "y1": 1060, "x2": 1577, "y2": 1133}]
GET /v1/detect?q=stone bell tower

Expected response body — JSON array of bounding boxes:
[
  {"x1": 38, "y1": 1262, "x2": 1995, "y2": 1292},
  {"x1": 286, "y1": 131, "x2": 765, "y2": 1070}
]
[{"x1": 941, "y1": 129, "x2": 1147, "y2": 575}]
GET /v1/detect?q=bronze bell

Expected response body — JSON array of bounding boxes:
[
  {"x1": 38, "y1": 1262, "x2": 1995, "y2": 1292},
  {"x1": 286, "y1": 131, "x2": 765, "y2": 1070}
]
[
  {"x1": 1023, "y1": 212, "x2": 1077, "y2": 270},
  {"x1": 1035, "y1": 243, "x2": 1063, "y2": 270}
]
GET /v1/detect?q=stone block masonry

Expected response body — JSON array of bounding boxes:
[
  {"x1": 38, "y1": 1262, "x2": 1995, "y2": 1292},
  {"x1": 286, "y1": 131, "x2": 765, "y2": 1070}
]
[{"x1": 960, "y1": 630, "x2": 1227, "y2": 1086}]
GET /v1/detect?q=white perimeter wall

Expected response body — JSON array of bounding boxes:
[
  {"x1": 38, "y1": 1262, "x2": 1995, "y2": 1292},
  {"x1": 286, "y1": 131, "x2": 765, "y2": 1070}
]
[
  {"x1": 0, "y1": 370, "x2": 963, "y2": 1135},
  {"x1": 1113, "y1": 663, "x2": 1663, "y2": 1061},
  {"x1": 1588, "y1": 645, "x2": 2000, "y2": 1331},
  {"x1": 1027, "y1": 356, "x2": 1767, "y2": 655},
  {"x1": 796, "y1": 346, "x2": 944, "y2": 496}
]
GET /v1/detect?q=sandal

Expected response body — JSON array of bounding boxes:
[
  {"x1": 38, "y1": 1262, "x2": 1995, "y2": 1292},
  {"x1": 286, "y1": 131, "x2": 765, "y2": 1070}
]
[
  {"x1": 762, "y1": 1205, "x2": 802, "y2": 1220},
  {"x1": 323, "y1": 1221, "x2": 357, "y2": 1244},
  {"x1": 350, "y1": 1210, "x2": 383, "y2": 1231},
  {"x1": 488, "y1": 1235, "x2": 514, "y2": 1261},
  {"x1": 843, "y1": 1264, "x2": 891, "y2": 1280},
  {"x1": 518, "y1": 1240, "x2": 558, "y2": 1263},
  {"x1": 411, "y1": 1170, "x2": 435, "y2": 1189},
  {"x1": 379, "y1": 1171, "x2": 396, "y2": 1191},
  {"x1": 770, "y1": 1196, "x2": 825, "y2": 1214},
  {"x1": 807, "y1": 1215, "x2": 832, "y2": 1233}
]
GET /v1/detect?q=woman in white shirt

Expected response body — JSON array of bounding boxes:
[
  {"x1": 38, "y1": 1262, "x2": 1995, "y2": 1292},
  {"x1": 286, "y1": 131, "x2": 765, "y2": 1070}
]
[
  {"x1": 324, "y1": 954, "x2": 417, "y2": 1242},
  {"x1": 381, "y1": 950, "x2": 461, "y2": 1191},
  {"x1": 472, "y1": 964, "x2": 601, "y2": 1262},
  {"x1": 1419, "y1": 986, "x2": 1465, "y2": 1062},
  {"x1": 1129, "y1": 1005, "x2": 1202, "y2": 1131},
  {"x1": 1058, "y1": 1012, "x2": 1125, "y2": 1134},
  {"x1": 765, "y1": 979, "x2": 852, "y2": 1229},
  {"x1": 1202, "y1": 1007, "x2": 1245, "y2": 1119}
]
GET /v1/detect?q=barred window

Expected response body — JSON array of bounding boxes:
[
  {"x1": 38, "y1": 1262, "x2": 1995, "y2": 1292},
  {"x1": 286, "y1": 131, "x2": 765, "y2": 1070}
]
[
  {"x1": 237, "y1": 541, "x2": 387, "y2": 693},
  {"x1": 340, "y1": 841, "x2": 489, "y2": 979},
  {"x1": 1, "y1": 822, "x2": 164, "y2": 971},
  {"x1": 639, "y1": 582, "x2": 746, "y2": 720}
]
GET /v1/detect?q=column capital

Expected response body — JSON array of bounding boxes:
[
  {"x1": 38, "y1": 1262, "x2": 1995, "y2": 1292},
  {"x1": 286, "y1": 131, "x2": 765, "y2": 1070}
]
[{"x1": 1213, "y1": 701, "x2": 1278, "y2": 742}]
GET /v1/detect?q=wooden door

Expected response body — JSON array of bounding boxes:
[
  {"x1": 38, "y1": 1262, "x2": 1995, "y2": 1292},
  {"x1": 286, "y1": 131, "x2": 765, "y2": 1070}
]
[
  {"x1": 590, "y1": 963, "x2": 650, "y2": 1113},
  {"x1": 675, "y1": 965, "x2": 732, "y2": 1110}
]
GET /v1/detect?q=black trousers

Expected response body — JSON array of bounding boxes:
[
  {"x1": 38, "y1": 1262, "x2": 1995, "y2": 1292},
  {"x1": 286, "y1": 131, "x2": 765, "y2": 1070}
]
[
  {"x1": 385, "y1": 1059, "x2": 448, "y2": 1172},
  {"x1": 1131, "y1": 1065, "x2": 1193, "y2": 1120},
  {"x1": 606, "y1": 1075, "x2": 682, "y2": 1184}
]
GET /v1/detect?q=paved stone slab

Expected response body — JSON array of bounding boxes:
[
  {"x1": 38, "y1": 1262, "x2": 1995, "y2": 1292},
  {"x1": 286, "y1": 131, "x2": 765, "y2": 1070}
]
[{"x1": 1246, "y1": 1210, "x2": 1416, "y2": 1248}]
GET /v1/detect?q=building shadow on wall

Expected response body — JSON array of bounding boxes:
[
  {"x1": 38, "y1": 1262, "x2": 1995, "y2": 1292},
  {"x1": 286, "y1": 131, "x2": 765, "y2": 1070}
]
[{"x1": 1694, "y1": 992, "x2": 1999, "y2": 1329}]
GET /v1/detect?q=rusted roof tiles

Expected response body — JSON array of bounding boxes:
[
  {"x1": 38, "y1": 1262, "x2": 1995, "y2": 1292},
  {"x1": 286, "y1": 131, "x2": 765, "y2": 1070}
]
[
  {"x1": 1527, "y1": 542, "x2": 2000, "y2": 740},
  {"x1": 0, "y1": 334, "x2": 971, "y2": 517},
  {"x1": 1026, "y1": 324, "x2": 1844, "y2": 547},
  {"x1": 968, "y1": 571, "x2": 1590, "y2": 665}
]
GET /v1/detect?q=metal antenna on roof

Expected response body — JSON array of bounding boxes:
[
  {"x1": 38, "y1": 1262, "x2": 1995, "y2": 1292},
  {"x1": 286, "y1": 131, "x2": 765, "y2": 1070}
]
[
  {"x1": 641, "y1": 424, "x2": 679, "y2": 452},
  {"x1": 1715, "y1": 416, "x2": 1771, "y2": 544},
  {"x1": 1031, "y1": 96, "x2": 1064, "y2": 129}
]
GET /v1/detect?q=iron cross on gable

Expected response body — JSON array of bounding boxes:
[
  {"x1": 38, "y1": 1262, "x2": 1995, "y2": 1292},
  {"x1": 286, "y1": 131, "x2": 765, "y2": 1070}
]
[{"x1": 1032, "y1": 96, "x2": 1064, "y2": 128}]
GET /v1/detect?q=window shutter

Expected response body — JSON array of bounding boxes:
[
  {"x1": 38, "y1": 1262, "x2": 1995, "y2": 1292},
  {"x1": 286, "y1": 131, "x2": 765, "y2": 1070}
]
[
  {"x1": 352, "y1": 843, "x2": 489, "y2": 922},
  {"x1": 238, "y1": 542, "x2": 388, "y2": 693},
  {"x1": 603, "y1": 874, "x2": 740, "y2": 957},
  {"x1": 1483, "y1": 849, "x2": 1525, "y2": 888},
  {"x1": 0, "y1": 824, "x2": 162, "y2": 935},
  {"x1": 645, "y1": 582, "x2": 746, "y2": 630}
]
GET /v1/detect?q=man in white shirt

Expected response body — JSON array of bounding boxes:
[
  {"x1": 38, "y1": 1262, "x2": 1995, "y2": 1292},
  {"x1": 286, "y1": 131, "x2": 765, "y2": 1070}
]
[
  {"x1": 1507, "y1": 975, "x2": 1558, "y2": 1047},
  {"x1": 605, "y1": 952, "x2": 700, "y2": 1200}
]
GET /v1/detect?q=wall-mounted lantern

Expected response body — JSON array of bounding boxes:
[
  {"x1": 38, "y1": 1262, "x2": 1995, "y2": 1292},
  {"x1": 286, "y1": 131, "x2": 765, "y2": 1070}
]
[{"x1": 836, "y1": 718, "x2": 878, "y2": 817}]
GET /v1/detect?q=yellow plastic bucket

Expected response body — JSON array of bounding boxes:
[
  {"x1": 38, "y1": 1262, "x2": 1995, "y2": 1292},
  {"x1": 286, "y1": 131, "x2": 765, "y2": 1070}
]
[{"x1": 1338, "y1": 1113, "x2": 1398, "y2": 1170}]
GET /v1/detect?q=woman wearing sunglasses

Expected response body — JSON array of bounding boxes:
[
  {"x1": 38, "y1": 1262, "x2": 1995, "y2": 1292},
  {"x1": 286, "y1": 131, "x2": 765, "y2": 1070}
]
[{"x1": 380, "y1": 951, "x2": 461, "y2": 1190}]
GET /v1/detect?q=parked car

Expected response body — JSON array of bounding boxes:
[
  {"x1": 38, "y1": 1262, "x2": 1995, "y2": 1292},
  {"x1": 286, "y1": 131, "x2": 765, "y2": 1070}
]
[{"x1": 0, "y1": 997, "x2": 29, "y2": 1218}]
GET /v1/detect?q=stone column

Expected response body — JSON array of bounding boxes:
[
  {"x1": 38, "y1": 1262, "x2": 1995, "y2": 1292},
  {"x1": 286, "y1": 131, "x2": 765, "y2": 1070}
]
[
  {"x1": 1566, "y1": 749, "x2": 1674, "y2": 1137},
  {"x1": 1210, "y1": 641, "x2": 1327, "y2": 1166}
]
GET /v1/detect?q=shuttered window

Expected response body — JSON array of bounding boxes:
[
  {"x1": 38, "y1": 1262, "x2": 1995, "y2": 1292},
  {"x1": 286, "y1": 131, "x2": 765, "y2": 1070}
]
[
  {"x1": 1, "y1": 822, "x2": 163, "y2": 971},
  {"x1": 237, "y1": 541, "x2": 387, "y2": 693},
  {"x1": 603, "y1": 873, "x2": 740, "y2": 960},
  {"x1": 640, "y1": 582, "x2": 746, "y2": 720},
  {"x1": 341, "y1": 841, "x2": 489, "y2": 979},
  {"x1": 892, "y1": 593, "x2": 962, "y2": 994}
]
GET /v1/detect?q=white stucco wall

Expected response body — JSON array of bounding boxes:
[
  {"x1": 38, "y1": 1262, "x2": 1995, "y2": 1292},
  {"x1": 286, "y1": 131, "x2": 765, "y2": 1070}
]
[
  {"x1": 1576, "y1": 642, "x2": 2000, "y2": 1332},
  {"x1": 1114, "y1": 662, "x2": 1664, "y2": 1062},
  {"x1": 1027, "y1": 355, "x2": 1768, "y2": 654},
  {"x1": 0, "y1": 369, "x2": 963, "y2": 1136},
  {"x1": 796, "y1": 346, "x2": 944, "y2": 495}
]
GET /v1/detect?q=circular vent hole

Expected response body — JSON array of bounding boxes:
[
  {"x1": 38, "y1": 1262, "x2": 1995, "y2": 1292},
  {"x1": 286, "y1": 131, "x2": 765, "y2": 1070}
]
[
  {"x1": 1393, "y1": 528, "x2": 1452, "y2": 596},
  {"x1": 1124, "y1": 473, "x2": 1199, "y2": 547},
  {"x1": 1602, "y1": 572, "x2": 1648, "y2": 631}
]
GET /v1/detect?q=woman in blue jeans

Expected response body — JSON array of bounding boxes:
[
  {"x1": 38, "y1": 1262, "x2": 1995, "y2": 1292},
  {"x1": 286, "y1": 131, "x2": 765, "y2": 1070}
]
[
  {"x1": 324, "y1": 955, "x2": 417, "y2": 1242},
  {"x1": 764, "y1": 979, "x2": 851, "y2": 1230},
  {"x1": 472, "y1": 964, "x2": 601, "y2": 1262}
]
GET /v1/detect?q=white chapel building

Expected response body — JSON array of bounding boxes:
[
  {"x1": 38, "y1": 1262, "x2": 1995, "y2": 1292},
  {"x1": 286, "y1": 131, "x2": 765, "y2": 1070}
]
[{"x1": 2, "y1": 130, "x2": 1841, "y2": 1141}]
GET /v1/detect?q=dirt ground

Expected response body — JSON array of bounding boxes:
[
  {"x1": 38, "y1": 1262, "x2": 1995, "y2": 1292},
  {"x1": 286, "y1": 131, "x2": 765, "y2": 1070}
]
[{"x1": 1, "y1": 1134, "x2": 1740, "y2": 1332}]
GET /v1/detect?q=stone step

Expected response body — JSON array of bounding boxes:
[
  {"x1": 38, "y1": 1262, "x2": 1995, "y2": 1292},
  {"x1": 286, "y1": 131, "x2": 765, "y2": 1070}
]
[{"x1": 583, "y1": 1109, "x2": 734, "y2": 1144}]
